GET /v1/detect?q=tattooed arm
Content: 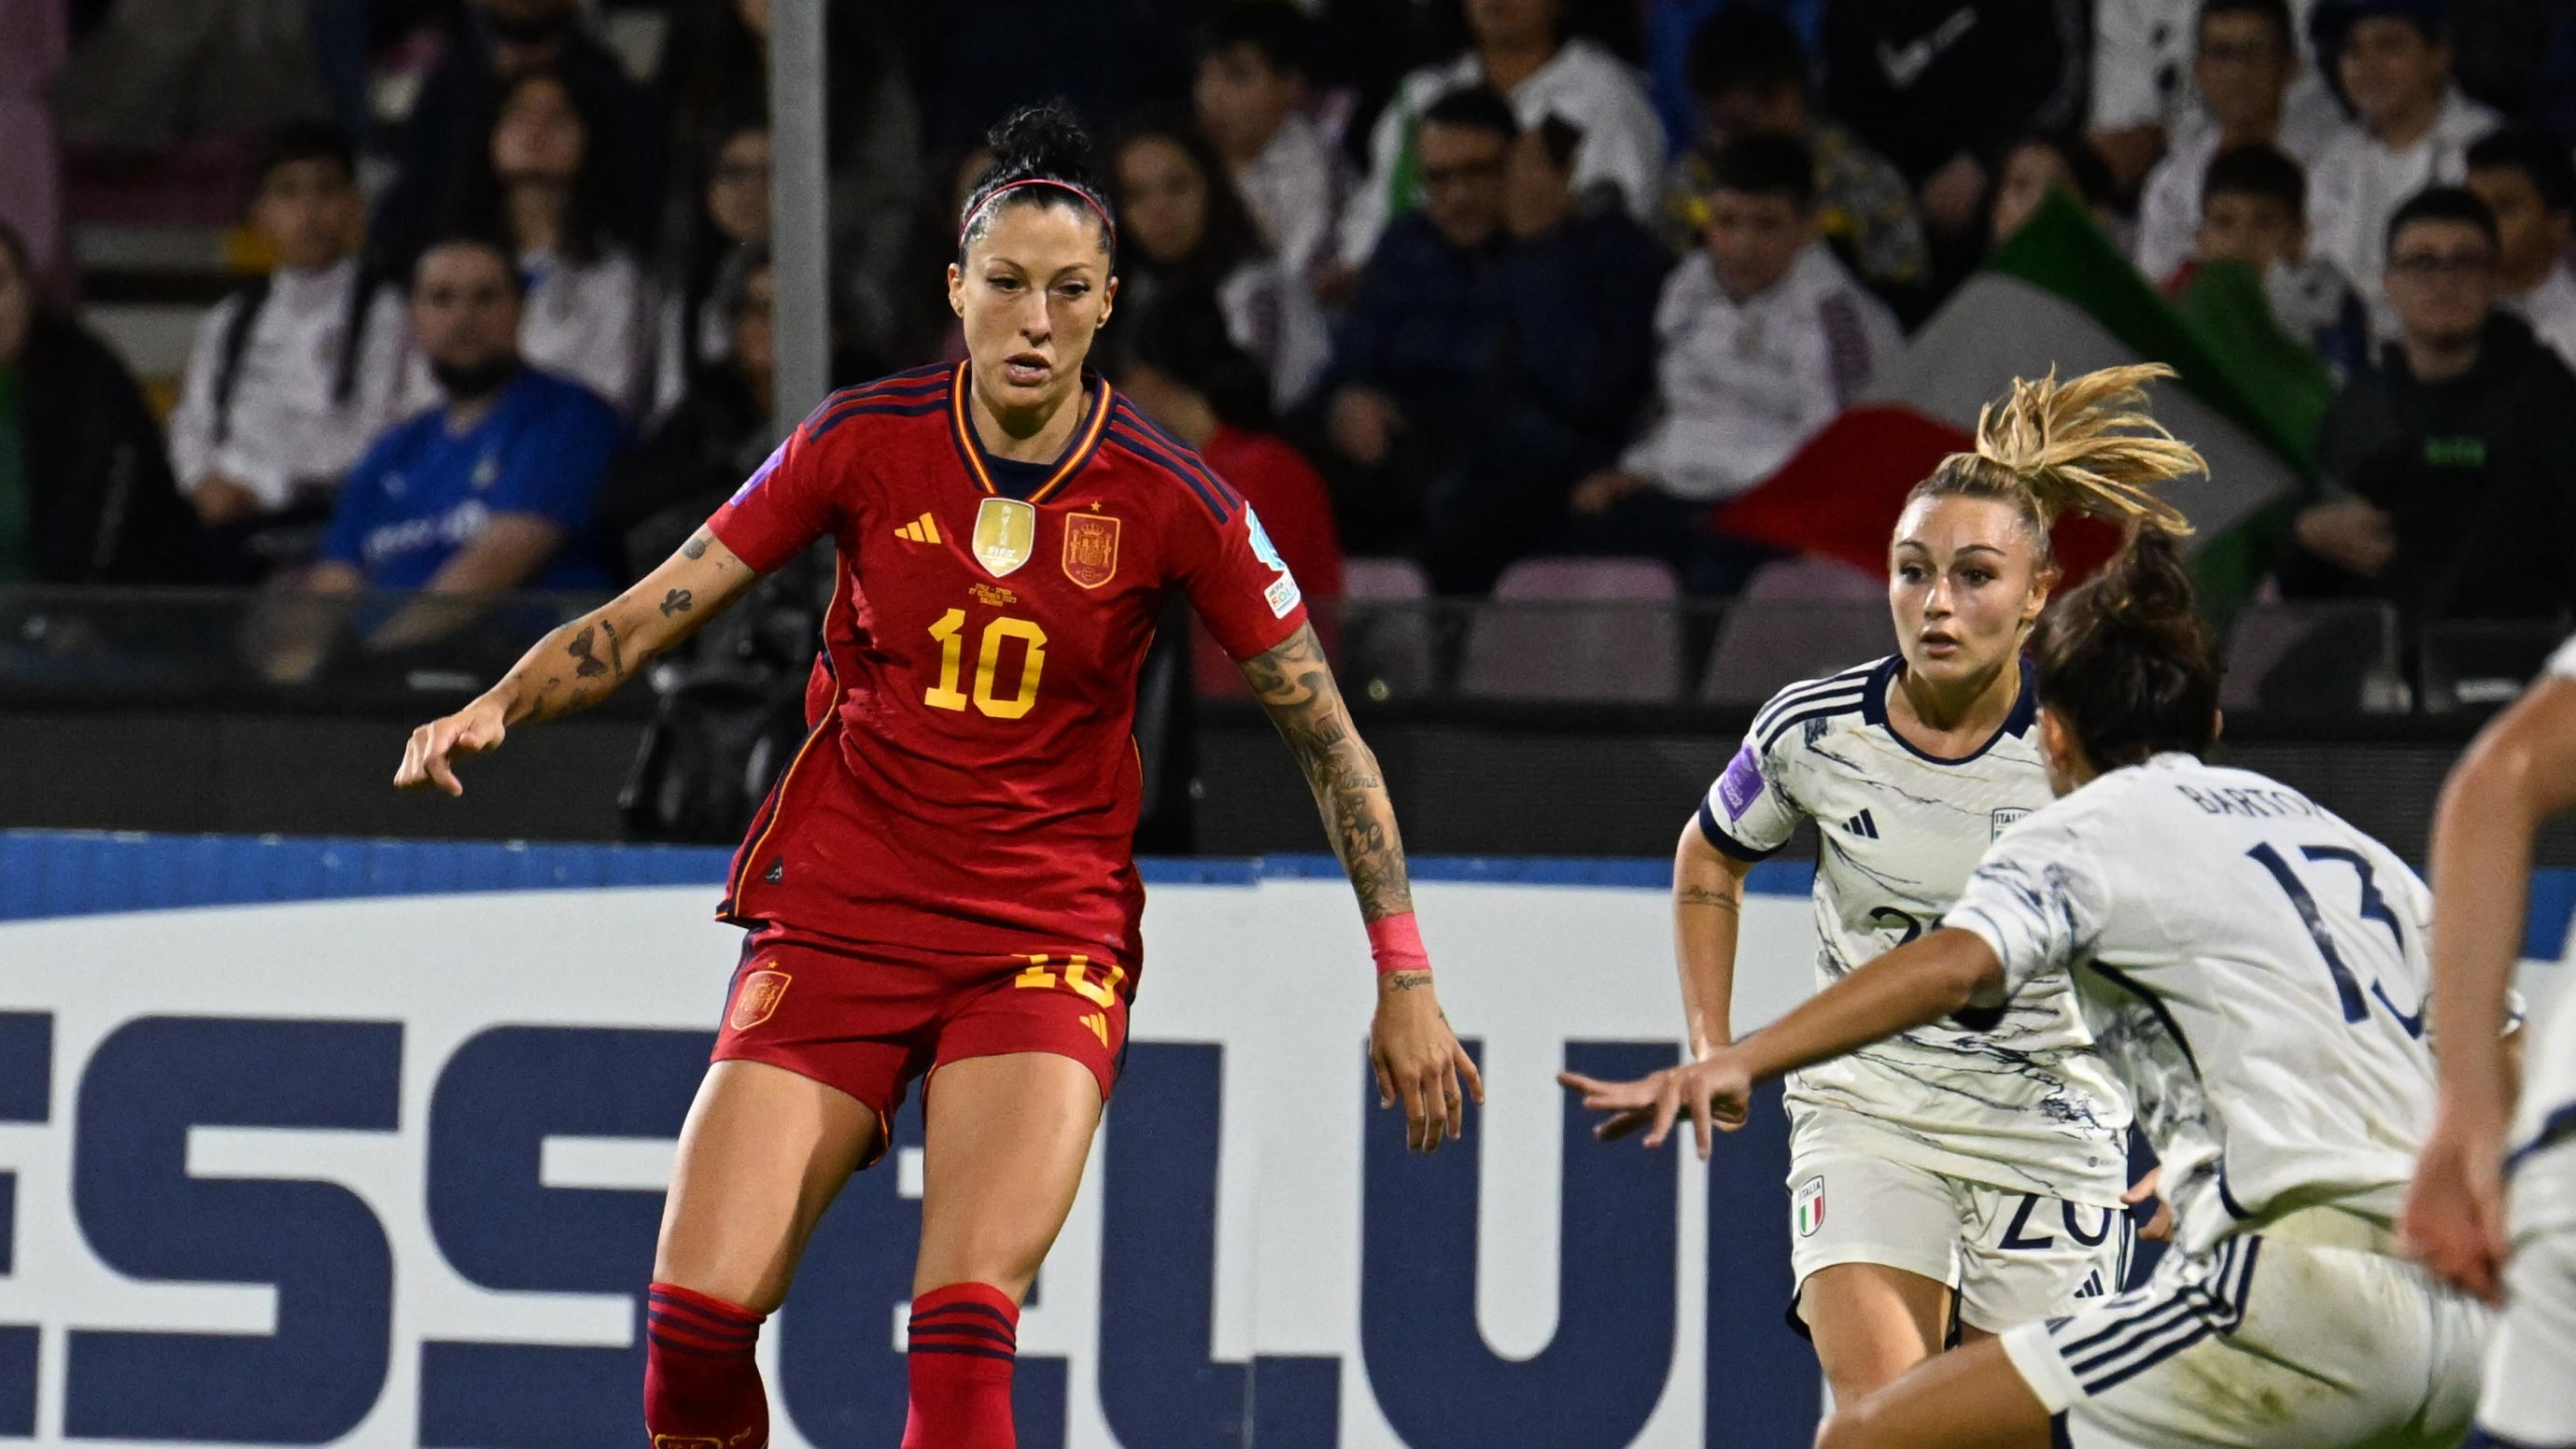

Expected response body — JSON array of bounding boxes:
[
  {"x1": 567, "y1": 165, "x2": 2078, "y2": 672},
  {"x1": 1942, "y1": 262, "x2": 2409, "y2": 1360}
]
[
  {"x1": 1673, "y1": 819, "x2": 1756, "y2": 1061},
  {"x1": 394, "y1": 528, "x2": 762, "y2": 794},
  {"x1": 1238, "y1": 623, "x2": 1483, "y2": 1151}
]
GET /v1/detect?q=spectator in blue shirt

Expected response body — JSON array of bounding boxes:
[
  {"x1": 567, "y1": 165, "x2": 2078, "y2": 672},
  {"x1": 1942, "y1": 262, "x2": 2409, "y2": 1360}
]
[
  {"x1": 1310, "y1": 86, "x2": 1665, "y2": 592},
  {"x1": 268, "y1": 232, "x2": 624, "y2": 682}
]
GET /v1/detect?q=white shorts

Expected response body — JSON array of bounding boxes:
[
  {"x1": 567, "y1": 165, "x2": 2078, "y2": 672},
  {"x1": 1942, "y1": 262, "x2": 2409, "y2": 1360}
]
[
  {"x1": 2000, "y1": 1207, "x2": 2491, "y2": 1449},
  {"x1": 1786, "y1": 1111, "x2": 2132, "y2": 1333},
  {"x1": 2478, "y1": 1133, "x2": 2576, "y2": 1447}
]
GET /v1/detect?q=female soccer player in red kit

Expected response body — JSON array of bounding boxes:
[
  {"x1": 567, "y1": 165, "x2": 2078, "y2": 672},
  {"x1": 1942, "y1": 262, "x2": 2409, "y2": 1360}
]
[{"x1": 393, "y1": 104, "x2": 1481, "y2": 1447}]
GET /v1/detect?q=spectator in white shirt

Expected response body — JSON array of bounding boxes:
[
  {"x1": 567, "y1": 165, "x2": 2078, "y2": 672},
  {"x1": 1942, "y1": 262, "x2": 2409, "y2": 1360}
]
[
  {"x1": 2133, "y1": 0, "x2": 2354, "y2": 286},
  {"x1": 442, "y1": 64, "x2": 652, "y2": 416},
  {"x1": 2305, "y1": 0, "x2": 2499, "y2": 323},
  {"x1": 1571, "y1": 133, "x2": 1901, "y2": 593},
  {"x1": 1192, "y1": 2, "x2": 1347, "y2": 295},
  {"x1": 1111, "y1": 115, "x2": 1331, "y2": 411},
  {"x1": 2089, "y1": 0, "x2": 2326, "y2": 189},
  {"x1": 168, "y1": 121, "x2": 426, "y2": 565},
  {"x1": 1336, "y1": 0, "x2": 1665, "y2": 273},
  {"x1": 2465, "y1": 127, "x2": 2576, "y2": 370}
]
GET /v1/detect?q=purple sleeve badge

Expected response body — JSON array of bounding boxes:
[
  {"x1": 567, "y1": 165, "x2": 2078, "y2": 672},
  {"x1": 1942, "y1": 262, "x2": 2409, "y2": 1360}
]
[{"x1": 1715, "y1": 742, "x2": 1766, "y2": 821}]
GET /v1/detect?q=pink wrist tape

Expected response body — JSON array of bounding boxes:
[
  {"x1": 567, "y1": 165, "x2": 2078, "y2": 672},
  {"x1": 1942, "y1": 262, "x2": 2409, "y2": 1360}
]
[{"x1": 1366, "y1": 912, "x2": 1430, "y2": 977}]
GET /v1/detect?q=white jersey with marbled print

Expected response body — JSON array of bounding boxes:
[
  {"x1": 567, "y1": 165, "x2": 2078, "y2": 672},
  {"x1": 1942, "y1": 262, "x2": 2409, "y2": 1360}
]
[{"x1": 1700, "y1": 656, "x2": 2132, "y2": 1206}]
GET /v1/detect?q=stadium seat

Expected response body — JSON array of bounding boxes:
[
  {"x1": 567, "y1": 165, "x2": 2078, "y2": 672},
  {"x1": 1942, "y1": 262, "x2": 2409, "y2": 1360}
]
[
  {"x1": 2220, "y1": 601, "x2": 2406, "y2": 714},
  {"x1": 1338, "y1": 556, "x2": 1437, "y2": 700},
  {"x1": 1457, "y1": 557, "x2": 1682, "y2": 702},
  {"x1": 1700, "y1": 603, "x2": 1890, "y2": 706}
]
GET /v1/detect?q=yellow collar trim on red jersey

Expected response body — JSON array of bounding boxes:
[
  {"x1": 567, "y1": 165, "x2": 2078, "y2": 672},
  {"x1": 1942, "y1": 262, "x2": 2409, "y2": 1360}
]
[{"x1": 947, "y1": 361, "x2": 1114, "y2": 506}]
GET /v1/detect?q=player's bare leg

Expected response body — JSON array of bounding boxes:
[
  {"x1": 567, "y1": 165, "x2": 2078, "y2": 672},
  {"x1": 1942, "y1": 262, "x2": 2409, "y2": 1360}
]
[
  {"x1": 903, "y1": 1050, "x2": 1105, "y2": 1448},
  {"x1": 655, "y1": 1058, "x2": 884, "y2": 1308},
  {"x1": 1813, "y1": 1337, "x2": 2053, "y2": 1449},
  {"x1": 1802, "y1": 1261, "x2": 1956, "y2": 1405},
  {"x1": 646, "y1": 1059, "x2": 882, "y2": 1442},
  {"x1": 913, "y1": 1050, "x2": 1103, "y2": 1296}
]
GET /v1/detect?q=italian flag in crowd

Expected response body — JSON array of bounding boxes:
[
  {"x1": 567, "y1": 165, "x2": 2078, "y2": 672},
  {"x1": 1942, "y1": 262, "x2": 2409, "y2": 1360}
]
[{"x1": 1715, "y1": 190, "x2": 2332, "y2": 619}]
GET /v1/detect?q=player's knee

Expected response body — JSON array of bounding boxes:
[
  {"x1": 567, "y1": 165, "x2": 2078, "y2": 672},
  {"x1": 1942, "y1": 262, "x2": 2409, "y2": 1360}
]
[{"x1": 1812, "y1": 1399, "x2": 1889, "y2": 1449}]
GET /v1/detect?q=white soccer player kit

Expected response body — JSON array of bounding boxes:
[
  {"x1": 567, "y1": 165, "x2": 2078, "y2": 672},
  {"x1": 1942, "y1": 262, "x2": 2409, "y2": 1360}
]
[
  {"x1": 2476, "y1": 632, "x2": 2576, "y2": 1449},
  {"x1": 1950, "y1": 753, "x2": 2491, "y2": 1448},
  {"x1": 1701, "y1": 657, "x2": 2133, "y2": 1331}
]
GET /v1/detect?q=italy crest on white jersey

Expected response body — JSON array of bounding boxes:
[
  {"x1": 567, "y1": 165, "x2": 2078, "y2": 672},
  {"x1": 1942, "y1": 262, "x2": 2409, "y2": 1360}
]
[{"x1": 1699, "y1": 655, "x2": 2132, "y2": 1205}]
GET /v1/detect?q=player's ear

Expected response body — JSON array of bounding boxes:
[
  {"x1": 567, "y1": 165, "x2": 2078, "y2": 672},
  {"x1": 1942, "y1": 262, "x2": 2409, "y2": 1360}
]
[
  {"x1": 1100, "y1": 273, "x2": 1118, "y2": 326},
  {"x1": 947, "y1": 262, "x2": 965, "y2": 319}
]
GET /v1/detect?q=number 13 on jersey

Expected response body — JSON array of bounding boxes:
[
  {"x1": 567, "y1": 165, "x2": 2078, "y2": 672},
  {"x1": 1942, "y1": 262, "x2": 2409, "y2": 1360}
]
[{"x1": 924, "y1": 609, "x2": 1049, "y2": 719}]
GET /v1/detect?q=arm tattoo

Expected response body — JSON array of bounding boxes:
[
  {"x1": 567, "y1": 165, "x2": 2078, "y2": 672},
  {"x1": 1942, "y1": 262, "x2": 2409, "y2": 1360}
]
[
  {"x1": 681, "y1": 530, "x2": 711, "y2": 560},
  {"x1": 566, "y1": 625, "x2": 610, "y2": 678},
  {"x1": 1676, "y1": 885, "x2": 1741, "y2": 913},
  {"x1": 1243, "y1": 624, "x2": 1414, "y2": 921},
  {"x1": 660, "y1": 588, "x2": 694, "y2": 616}
]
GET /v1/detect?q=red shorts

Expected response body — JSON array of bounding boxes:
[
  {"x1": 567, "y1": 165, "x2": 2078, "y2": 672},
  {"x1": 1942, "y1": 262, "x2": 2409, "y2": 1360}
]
[{"x1": 710, "y1": 928, "x2": 1133, "y2": 1167}]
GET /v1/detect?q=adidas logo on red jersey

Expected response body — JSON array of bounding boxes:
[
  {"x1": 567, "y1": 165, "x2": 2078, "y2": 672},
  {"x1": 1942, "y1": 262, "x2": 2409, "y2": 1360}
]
[{"x1": 895, "y1": 513, "x2": 941, "y2": 544}]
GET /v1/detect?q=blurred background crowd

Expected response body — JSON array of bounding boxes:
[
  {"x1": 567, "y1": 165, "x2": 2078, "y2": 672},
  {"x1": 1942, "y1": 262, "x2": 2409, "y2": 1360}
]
[{"x1": 2, "y1": 0, "x2": 2573, "y2": 839}]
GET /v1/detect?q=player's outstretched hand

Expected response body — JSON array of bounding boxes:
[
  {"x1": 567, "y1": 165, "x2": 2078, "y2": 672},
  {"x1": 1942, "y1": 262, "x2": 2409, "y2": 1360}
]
[
  {"x1": 2123, "y1": 1167, "x2": 2175, "y2": 1243},
  {"x1": 1558, "y1": 1053, "x2": 1752, "y2": 1160},
  {"x1": 395, "y1": 695, "x2": 510, "y2": 796},
  {"x1": 1371, "y1": 972, "x2": 1485, "y2": 1153},
  {"x1": 2400, "y1": 1103, "x2": 2512, "y2": 1304}
]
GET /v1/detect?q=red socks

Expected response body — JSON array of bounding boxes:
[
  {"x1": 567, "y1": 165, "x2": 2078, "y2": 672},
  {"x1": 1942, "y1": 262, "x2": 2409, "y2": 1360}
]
[
  {"x1": 901, "y1": 1282, "x2": 1020, "y2": 1449},
  {"x1": 644, "y1": 1282, "x2": 768, "y2": 1449}
]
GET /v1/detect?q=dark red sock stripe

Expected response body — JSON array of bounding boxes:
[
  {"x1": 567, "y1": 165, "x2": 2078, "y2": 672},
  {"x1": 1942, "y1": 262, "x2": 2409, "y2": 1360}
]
[
  {"x1": 649, "y1": 1300, "x2": 760, "y2": 1339},
  {"x1": 908, "y1": 1341, "x2": 1019, "y2": 1362},
  {"x1": 910, "y1": 1301, "x2": 1018, "y2": 1331},
  {"x1": 649, "y1": 1287, "x2": 763, "y2": 1329},
  {"x1": 910, "y1": 1323, "x2": 1016, "y2": 1350},
  {"x1": 648, "y1": 1316, "x2": 759, "y2": 1355}
]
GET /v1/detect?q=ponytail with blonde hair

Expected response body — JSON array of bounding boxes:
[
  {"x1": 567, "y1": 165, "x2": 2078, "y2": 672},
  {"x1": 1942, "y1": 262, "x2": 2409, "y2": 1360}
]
[{"x1": 1907, "y1": 362, "x2": 2206, "y2": 551}]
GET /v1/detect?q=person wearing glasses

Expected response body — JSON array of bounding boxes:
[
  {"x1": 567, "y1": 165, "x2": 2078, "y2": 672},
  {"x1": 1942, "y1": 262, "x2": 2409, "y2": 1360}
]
[{"x1": 2285, "y1": 187, "x2": 2576, "y2": 626}]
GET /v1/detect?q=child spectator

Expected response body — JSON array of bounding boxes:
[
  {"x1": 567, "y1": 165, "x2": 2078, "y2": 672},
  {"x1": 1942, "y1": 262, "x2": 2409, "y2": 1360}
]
[
  {"x1": 270, "y1": 232, "x2": 625, "y2": 681},
  {"x1": 2191, "y1": 142, "x2": 2372, "y2": 375},
  {"x1": 168, "y1": 122, "x2": 426, "y2": 573},
  {"x1": 1574, "y1": 133, "x2": 1900, "y2": 593},
  {"x1": 443, "y1": 65, "x2": 652, "y2": 415},
  {"x1": 1337, "y1": 0, "x2": 1666, "y2": 273},
  {"x1": 1989, "y1": 132, "x2": 2118, "y2": 242},
  {"x1": 1658, "y1": 6, "x2": 1927, "y2": 300},
  {"x1": 2288, "y1": 187, "x2": 2576, "y2": 624},
  {"x1": 2305, "y1": 0, "x2": 2499, "y2": 324},
  {"x1": 0, "y1": 220, "x2": 203, "y2": 584},
  {"x1": 2465, "y1": 127, "x2": 2576, "y2": 370},
  {"x1": 1110, "y1": 115, "x2": 1330, "y2": 410},
  {"x1": 2133, "y1": 0, "x2": 2353, "y2": 287},
  {"x1": 1192, "y1": 1, "x2": 1348, "y2": 294}
]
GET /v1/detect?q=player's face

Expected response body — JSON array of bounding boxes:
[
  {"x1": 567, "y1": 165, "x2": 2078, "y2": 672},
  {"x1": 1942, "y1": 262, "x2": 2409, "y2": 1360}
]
[
  {"x1": 492, "y1": 76, "x2": 584, "y2": 185},
  {"x1": 948, "y1": 202, "x2": 1117, "y2": 414},
  {"x1": 1888, "y1": 494, "x2": 2052, "y2": 687},
  {"x1": 1114, "y1": 134, "x2": 1210, "y2": 267},
  {"x1": 250, "y1": 157, "x2": 360, "y2": 274}
]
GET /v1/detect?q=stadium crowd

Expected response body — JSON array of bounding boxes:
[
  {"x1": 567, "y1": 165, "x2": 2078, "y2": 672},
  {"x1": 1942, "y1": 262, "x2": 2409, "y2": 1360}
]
[{"x1": 3, "y1": 0, "x2": 2574, "y2": 643}]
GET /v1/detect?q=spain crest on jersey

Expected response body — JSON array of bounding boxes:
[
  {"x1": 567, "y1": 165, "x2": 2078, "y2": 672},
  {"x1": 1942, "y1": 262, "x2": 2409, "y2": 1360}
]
[
  {"x1": 728, "y1": 966, "x2": 791, "y2": 1031},
  {"x1": 1062, "y1": 513, "x2": 1120, "y2": 588},
  {"x1": 973, "y1": 496, "x2": 1037, "y2": 578}
]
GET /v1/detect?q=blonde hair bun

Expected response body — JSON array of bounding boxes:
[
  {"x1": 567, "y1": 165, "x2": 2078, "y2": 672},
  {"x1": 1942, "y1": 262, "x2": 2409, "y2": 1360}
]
[{"x1": 1917, "y1": 362, "x2": 2206, "y2": 541}]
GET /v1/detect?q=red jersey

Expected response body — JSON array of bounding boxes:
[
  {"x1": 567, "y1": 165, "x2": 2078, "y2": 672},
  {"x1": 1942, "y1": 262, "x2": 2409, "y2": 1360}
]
[{"x1": 706, "y1": 362, "x2": 1308, "y2": 970}]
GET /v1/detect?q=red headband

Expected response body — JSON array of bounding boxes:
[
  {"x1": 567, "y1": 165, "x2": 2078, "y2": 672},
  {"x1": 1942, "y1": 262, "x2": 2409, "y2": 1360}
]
[{"x1": 958, "y1": 178, "x2": 1119, "y2": 249}]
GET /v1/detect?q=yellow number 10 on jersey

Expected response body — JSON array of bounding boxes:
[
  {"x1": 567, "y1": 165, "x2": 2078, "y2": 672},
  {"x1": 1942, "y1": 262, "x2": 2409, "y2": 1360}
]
[{"x1": 925, "y1": 609, "x2": 1048, "y2": 718}]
